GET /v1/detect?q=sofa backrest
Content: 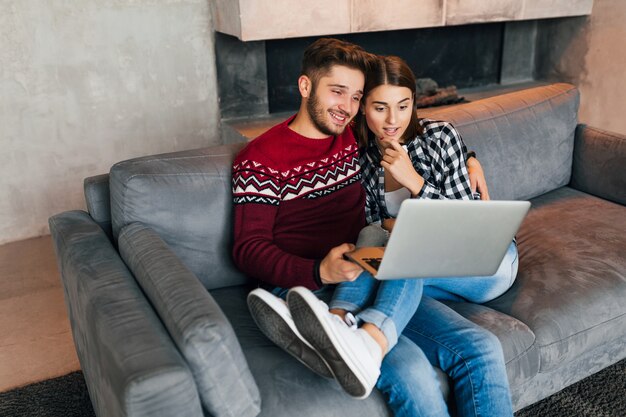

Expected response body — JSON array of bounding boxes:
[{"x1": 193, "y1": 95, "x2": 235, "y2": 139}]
[
  {"x1": 109, "y1": 144, "x2": 247, "y2": 290},
  {"x1": 420, "y1": 83, "x2": 579, "y2": 200},
  {"x1": 105, "y1": 83, "x2": 580, "y2": 290}
]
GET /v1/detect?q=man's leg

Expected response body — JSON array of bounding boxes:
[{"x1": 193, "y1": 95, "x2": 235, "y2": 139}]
[
  {"x1": 403, "y1": 296, "x2": 513, "y2": 417},
  {"x1": 377, "y1": 335, "x2": 450, "y2": 417}
]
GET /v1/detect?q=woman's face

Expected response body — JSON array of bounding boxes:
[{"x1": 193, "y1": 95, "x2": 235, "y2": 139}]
[{"x1": 363, "y1": 84, "x2": 414, "y2": 149}]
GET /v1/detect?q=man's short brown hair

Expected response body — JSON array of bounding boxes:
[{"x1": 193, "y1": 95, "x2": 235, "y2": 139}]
[{"x1": 301, "y1": 38, "x2": 372, "y2": 85}]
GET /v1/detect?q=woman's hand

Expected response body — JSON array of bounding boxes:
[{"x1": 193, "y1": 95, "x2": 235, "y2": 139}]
[
  {"x1": 382, "y1": 218, "x2": 396, "y2": 232},
  {"x1": 467, "y1": 157, "x2": 490, "y2": 200},
  {"x1": 380, "y1": 141, "x2": 424, "y2": 196}
]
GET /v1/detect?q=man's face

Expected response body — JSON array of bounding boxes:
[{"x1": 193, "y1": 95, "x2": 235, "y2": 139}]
[{"x1": 306, "y1": 65, "x2": 365, "y2": 136}]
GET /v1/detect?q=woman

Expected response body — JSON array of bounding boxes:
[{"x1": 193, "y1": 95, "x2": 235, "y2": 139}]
[{"x1": 323, "y1": 55, "x2": 517, "y2": 416}]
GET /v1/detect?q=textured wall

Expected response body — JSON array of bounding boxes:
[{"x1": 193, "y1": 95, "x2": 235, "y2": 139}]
[
  {"x1": 536, "y1": 0, "x2": 626, "y2": 135},
  {"x1": 0, "y1": 0, "x2": 221, "y2": 244}
]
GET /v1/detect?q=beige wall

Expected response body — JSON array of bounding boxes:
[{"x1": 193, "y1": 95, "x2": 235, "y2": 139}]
[
  {"x1": 539, "y1": 0, "x2": 626, "y2": 134},
  {"x1": 577, "y1": 0, "x2": 626, "y2": 134},
  {"x1": 0, "y1": 0, "x2": 221, "y2": 244}
]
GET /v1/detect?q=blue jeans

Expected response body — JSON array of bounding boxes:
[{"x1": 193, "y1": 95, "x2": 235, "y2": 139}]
[
  {"x1": 330, "y1": 238, "x2": 518, "y2": 417},
  {"x1": 271, "y1": 285, "x2": 449, "y2": 416},
  {"x1": 328, "y1": 240, "x2": 518, "y2": 348}
]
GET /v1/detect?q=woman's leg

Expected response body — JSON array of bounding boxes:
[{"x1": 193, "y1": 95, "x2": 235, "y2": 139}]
[
  {"x1": 327, "y1": 224, "x2": 391, "y2": 313},
  {"x1": 403, "y1": 296, "x2": 513, "y2": 417},
  {"x1": 377, "y1": 335, "x2": 450, "y2": 417},
  {"x1": 329, "y1": 271, "x2": 424, "y2": 351},
  {"x1": 424, "y1": 240, "x2": 519, "y2": 303},
  {"x1": 329, "y1": 223, "x2": 423, "y2": 351}
]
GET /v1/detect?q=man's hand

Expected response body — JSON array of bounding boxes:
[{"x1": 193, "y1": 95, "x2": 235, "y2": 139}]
[
  {"x1": 467, "y1": 157, "x2": 490, "y2": 200},
  {"x1": 381, "y1": 141, "x2": 425, "y2": 196},
  {"x1": 319, "y1": 243, "x2": 363, "y2": 284}
]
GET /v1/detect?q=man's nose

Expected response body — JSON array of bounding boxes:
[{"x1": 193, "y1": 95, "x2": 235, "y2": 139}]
[{"x1": 337, "y1": 95, "x2": 353, "y2": 114}]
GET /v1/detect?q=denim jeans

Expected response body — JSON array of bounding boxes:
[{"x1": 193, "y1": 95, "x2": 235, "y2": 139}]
[
  {"x1": 271, "y1": 285, "x2": 450, "y2": 416},
  {"x1": 329, "y1": 230, "x2": 518, "y2": 417},
  {"x1": 329, "y1": 237, "x2": 518, "y2": 346},
  {"x1": 398, "y1": 296, "x2": 513, "y2": 417}
]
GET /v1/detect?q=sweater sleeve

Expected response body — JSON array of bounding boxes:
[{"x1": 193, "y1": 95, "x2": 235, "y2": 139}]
[
  {"x1": 414, "y1": 122, "x2": 474, "y2": 200},
  {"x1": 231, "y1": 158, "x2": 320, "y2": 289}
]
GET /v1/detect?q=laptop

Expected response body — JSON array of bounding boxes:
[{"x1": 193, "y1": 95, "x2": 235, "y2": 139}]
[{"x1": 345, "y1": 199, "x2": 531, "y2": 280}]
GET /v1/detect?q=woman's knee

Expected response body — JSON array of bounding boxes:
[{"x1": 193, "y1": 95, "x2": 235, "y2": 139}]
[{"x1": 356, "y1": 224, "x2": 389, "y2": 247}]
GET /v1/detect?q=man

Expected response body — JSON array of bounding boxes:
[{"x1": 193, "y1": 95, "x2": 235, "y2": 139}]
[{"x1": 232, "y1": 38, "x2": 496, "y2": 414}]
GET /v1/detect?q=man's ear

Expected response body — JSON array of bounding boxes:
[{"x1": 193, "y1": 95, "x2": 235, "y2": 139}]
[{"x1": 298, "y1": 75, "x2": 312, "y2": 98}]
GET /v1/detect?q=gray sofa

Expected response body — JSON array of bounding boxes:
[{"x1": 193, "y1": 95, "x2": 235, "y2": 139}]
[{"x1": 49, "y1": 83, "x2": 626, "y2": 417}]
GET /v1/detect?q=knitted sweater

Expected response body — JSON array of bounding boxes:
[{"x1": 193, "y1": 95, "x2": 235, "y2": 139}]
[{"x1": 232, "y1": 117, "x2": 366, "y2": 289}]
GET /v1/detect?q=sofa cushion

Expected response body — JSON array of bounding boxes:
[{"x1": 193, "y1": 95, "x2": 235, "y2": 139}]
[
  {"x1": 118, "y1": 223, "x2": 261, "y2": 417},
  {"x1": 83, "y1": 174, "x2": 112, "y2": 240},
  {"x1": 211, "y1": 286, "x2": 393, "y2": 417},
  {"x1": 571, "y1": 124, "x2": 626, "y2": 205},
  {"x1": 486, "y1": 186, "x2": 626, "y2": 372},
  {"x1": 421, "y1": 83, "x2": 579, "y2": 201},
  {"x1": 109, "y1": 144, "x2": 247, "y2": 290},
  {"x1": 444, "y1": 301, "x2": 539, "y2": 389}
]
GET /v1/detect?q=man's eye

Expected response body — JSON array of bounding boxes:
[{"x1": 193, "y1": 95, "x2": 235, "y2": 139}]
[
  {"x1": 352, "y1": 96, "x2": 362, "y2": 102},
  {"x1": 333, "y1": 90, "x2": 341, "y2": 95}
]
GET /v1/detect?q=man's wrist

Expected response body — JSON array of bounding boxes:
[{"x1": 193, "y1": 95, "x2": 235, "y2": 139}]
[{"x1": 313, "y1": 260, "x2": 324, "y2": 287}]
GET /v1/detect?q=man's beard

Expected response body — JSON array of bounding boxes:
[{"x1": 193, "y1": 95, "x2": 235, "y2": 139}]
[{"x1": 306, "y1": 88, "x2": 350, "y2": 136}]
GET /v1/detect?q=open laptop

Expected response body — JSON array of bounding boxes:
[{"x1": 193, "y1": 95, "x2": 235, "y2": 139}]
[{"x1": 345, "y1": 199, "x2": 531, "y2": 280}]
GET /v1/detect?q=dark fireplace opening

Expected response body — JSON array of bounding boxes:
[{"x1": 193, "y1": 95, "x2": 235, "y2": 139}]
[{"x1": 265, "y1": 23, "x2": 504, "y2": 113}]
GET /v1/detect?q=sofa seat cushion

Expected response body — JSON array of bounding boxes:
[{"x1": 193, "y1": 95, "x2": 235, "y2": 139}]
[
  {"x1": 211, "y1": 286, "x2": 393, "y2": 417},
  {"x1": 443, "y1": 301, "x2": 539, "y2": 388},
  {"x1": 486, "y1": 187, "x2": 626, "y2": 372}
]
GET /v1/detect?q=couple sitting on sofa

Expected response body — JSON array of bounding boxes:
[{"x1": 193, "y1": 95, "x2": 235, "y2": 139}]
[{"x1": 232, "y1": 38, "x2": 518, "y2": 417}]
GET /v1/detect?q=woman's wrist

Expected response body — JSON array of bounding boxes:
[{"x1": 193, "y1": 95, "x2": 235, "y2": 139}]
[{"x1": 408, "y1": 175, "x2": 424, "y2": 197}]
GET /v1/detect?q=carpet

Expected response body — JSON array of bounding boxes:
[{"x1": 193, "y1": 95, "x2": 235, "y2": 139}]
[{"x1": 1, "y1": 360, "x2": 624, "y2": 417}]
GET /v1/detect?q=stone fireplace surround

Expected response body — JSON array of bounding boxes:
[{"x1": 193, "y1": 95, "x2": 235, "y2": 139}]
[{"x1": 212, "y1": 1, "x2": 593, "y2": 122}]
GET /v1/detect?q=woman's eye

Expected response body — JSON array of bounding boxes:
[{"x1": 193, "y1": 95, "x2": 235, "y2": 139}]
[
  {"x1": 375, "y1": 107, "x2": 385, "y2": 112},
  {"x1": 399, "y1": 105, "x2": 408, "y2": 110}
]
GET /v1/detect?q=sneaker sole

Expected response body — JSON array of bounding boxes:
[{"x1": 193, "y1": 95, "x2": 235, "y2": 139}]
[
  {"x1": 247, "y1": 291, "x2": 333, "y2": 379},
  {"x1": 288, "y1": 289, "x2": 377, "y2": 399}
]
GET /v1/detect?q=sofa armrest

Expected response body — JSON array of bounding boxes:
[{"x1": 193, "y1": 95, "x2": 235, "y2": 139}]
[
  {"x1": 49, "y1": 211, "x2": 203, "y2": 417},
  {"x1": 570, "y1": 124, "x2": 626, "y2": 205},
  {"x1": 84, "y1": 174, "x2": 112, "y2": 240},
  {"x1": 118, "y1": 222, "x2": 261, "y2": 417}
]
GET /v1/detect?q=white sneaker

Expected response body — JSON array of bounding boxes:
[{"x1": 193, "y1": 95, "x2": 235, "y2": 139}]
[
  {"x1": 287, "y1": 286, "x2": 382, "y2": 399},
  {"x1": 247, "y1": 288, "x2": 333, "y2": 378}
]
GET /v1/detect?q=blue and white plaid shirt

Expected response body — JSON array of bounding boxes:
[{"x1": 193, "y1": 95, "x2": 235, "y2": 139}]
[{"x1": 360, "y1": 118, "x2": 474, "y2": 224}]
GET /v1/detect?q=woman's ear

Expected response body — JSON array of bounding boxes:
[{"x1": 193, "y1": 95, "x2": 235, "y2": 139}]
[{"x1": 298, "y1": 75, "x2": 311, "y2": 98}]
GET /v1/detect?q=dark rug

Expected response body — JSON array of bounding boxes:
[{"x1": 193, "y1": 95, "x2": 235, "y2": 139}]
[{"x1": 1, "y1": 359, "x2": 624, "y2": 417}]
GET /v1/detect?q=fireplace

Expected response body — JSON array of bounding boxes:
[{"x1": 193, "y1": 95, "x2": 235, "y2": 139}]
[{"x1": 212, "y1": 1, "x2": 593, "y2": 121}]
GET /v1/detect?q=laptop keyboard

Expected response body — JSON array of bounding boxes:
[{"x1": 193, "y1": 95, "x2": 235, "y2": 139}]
[{"x1": 363, "y1": 257, "x2": 382, "y2": 271}]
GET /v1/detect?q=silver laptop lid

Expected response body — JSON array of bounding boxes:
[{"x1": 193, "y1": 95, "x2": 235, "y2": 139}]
[{"x1": 376, "y1": 199, "x2": 530, "y2": 280}]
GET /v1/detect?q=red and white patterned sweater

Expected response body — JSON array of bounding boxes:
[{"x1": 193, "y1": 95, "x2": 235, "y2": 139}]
[{"x1": 232, "y1": 116, "x2": 366, "y2": 289}]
